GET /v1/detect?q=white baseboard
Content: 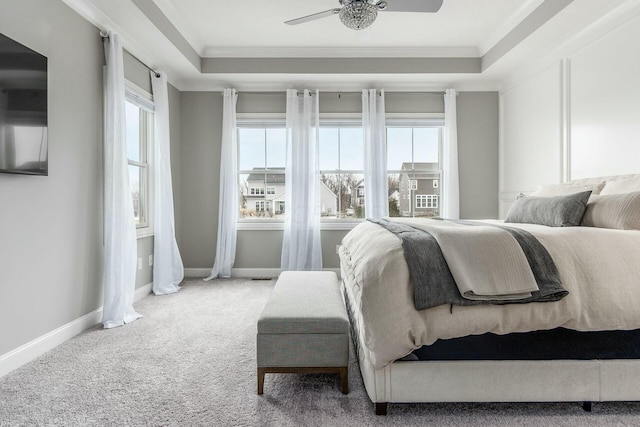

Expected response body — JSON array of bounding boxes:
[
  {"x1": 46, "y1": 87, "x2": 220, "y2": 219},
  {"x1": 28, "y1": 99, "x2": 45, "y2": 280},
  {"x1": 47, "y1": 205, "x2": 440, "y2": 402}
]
[
  {"x1": 0, "y1": 282, "x2": 152, "y2": 379},
  {"x1": 134, "y1": 282, "x2": 153, "y2": 301},
  {"x1": 185, "y1": 267, "x2": 341, "y2": 279},
  {"x1": 184, "y1": 268, "x2": 212, "y2": 278}
]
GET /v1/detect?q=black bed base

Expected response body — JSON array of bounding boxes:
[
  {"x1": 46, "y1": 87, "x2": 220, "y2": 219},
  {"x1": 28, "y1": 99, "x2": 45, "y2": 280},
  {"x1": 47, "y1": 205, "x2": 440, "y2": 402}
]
[{"x1": 410, "y1": 328, "x2": 640, "y2": 361}]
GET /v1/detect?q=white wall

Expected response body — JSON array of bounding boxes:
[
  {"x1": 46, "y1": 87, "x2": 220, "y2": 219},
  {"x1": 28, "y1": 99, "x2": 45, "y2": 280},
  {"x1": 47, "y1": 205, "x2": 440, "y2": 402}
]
[
  {"x1": 569, "y1": 17, "x2": 640, "y2": 179},
  {"x1": 499, "y1": 11, "x2": 640, "y2": 217}
]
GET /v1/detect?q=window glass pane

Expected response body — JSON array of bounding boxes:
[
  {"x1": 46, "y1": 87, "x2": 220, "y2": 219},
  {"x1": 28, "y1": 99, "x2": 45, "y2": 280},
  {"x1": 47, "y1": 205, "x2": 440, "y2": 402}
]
[
  {"x1": 319, "y1": 128, "x2": 339, "y2": 170},
  {"x1": 387, "y1": 127, "x2": 412, "y2": 171},
  {"x1": 125, "y1": 101, "x2": 140, "y2": 162},
  {"x1": 413, "y1": 127, "x2": 439, "y2": 164},
  {"x1": 339, "y1": 128, "x2": 364, "y2": 170},
  {"x1": 238, "y1": 128, "x2": 265, "y2": 170},
  {"x1": 266, "y1": 128, "x2": 286, "y2": 168},
  {"x1": 129, "y1": 164, "x2": 145, "y2": 225}
]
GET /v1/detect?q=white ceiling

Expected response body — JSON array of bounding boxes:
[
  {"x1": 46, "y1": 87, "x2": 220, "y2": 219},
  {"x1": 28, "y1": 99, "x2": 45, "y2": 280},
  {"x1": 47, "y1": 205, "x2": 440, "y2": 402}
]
[
  {"x1": 62, "y1": 0, "x2": 636, "y2": 91},
  {"x1": 153, "y1": 0, "x2": 539, "y2": 54}
]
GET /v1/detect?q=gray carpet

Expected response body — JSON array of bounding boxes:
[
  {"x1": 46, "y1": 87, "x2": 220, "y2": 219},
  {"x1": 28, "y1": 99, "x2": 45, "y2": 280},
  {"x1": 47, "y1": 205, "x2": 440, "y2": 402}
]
[{"x1": 2, "y1": 279, "x2": 640, "y2": 426}]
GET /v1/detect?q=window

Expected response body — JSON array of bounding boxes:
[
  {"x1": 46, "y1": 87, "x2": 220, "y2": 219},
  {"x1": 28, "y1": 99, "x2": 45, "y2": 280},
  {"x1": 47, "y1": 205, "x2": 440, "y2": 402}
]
[
  {"x1": 387, "y1": 124, "x2": 442, "y2": 218},
  {"x1": 319, "y1": 124, "x2": 365, "y2": 219},
  {"x1": 124, "y1": 85, "x2": 154, "y2": 235},
  {"x1": 416, "y1": 194, "x2": 438, "y2": 209},
  {"x1": 238, "y1": 123, "x2": 286, "y2": 219},
  {"x1": 237, "y1": 118, "x2": 443, "y2": 225}
]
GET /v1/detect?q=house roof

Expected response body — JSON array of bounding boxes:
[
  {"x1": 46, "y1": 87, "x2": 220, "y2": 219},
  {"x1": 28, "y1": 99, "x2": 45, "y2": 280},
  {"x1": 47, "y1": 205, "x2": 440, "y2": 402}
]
[
  {"x1": 247, "y1": 168, "x2": 285, "y2": 184},
  {"x1": 401, "y1": 162, "x2": 439, "y2": 172}
]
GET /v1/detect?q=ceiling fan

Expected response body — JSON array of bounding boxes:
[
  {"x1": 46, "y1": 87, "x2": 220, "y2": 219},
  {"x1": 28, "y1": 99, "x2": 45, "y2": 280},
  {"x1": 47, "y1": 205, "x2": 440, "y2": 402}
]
[{"x1": 285, "y1": 0, "x2": 444, "y2": 31}]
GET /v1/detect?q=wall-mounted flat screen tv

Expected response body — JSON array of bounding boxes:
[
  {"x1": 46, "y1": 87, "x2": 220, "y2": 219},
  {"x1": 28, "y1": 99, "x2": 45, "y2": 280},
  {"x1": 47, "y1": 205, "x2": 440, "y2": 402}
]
[{"x1": 0, "y1": 33, "x2": 48, "y2": 176}]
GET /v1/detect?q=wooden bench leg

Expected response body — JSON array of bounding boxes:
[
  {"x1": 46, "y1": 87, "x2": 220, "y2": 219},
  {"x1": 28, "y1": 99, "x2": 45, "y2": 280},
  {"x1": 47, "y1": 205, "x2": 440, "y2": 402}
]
[
  {"x1": 257, "y1": 367, "x2": 265, "y2": 395},
  {"x1": 375, "y1": 402, "x2": 388, "y2": 416},
  {"x1": 340, "y1": 367, "x2": 349, "y2": 394}
]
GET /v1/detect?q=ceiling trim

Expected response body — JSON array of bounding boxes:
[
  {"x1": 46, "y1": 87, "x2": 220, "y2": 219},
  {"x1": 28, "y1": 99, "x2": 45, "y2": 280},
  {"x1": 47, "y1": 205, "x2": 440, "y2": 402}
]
[
  {"x1": 60, "y1": 0, "x2": 183, "y2": 85},
  {"x1": 200, "y1": 57, "x2": 480, "y2": 75},
  {"x1": 202, "y1": 47, "x2": 480, "y2": 59},
  {"x1": 481, "y1": 0, "x2": 575, "y2": 71},
  {"x1": 129, "y1": 0, "x2": 201, "y2": 71},
  {"x1": 176, "y1": 78, "x2": 501, "y2": 93}
]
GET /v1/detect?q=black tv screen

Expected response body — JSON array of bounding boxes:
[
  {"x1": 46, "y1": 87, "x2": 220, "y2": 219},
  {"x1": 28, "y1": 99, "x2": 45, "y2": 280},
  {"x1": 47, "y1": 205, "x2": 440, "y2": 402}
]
[{"x1": 0, "y1": 33, "x2": 48, "y2": 176}]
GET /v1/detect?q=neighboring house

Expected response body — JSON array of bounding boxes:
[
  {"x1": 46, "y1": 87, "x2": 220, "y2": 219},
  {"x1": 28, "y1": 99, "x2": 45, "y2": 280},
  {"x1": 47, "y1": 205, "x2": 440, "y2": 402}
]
[
  {"x1": 355, "y1": 183, "x2": 365, "y2": 207},
  {"x1": 244, "y1": 167, "x2": 337, "y2": 217},
  {"x1": 320, "y1": 183, "x2": 338, "y2": 217},
  {"x1": 398, "y1": 162, "x2": 440, "y2": 217},
  {"x1": 245, "y1": 168, "x2": 286, "y2": 217}
]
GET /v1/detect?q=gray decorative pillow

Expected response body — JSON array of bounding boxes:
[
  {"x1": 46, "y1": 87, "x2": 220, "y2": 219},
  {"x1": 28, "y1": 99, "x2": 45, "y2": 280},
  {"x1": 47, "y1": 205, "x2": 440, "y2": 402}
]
[
  {"x1": 581, "y1": 192, "x2": 640, "y2": 230},
  {"x1": 505, "y1": 191, "x2": 592, "y2": 227}
]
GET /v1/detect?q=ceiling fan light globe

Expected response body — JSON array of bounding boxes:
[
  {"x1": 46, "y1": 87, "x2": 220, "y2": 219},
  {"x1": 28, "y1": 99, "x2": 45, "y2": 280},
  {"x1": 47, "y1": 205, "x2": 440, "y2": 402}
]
[{"x1": 339, "y1": 1, "x2": 378, "y2": 30}]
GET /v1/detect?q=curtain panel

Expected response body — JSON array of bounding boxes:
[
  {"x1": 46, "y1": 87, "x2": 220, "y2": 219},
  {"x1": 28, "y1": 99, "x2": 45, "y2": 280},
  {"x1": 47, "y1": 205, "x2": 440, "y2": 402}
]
[
  {"x1": 443, "y1": 88, "x2": 460, "y2": 219},
  {"x1": 207, "y1": 88, "x2": 238, "y2": 279},
  {"x1": 281, "y1": 89, "x2": 322, "y2": 271},
  {"x1": 102, "y1": 33, "x2": 142, "y2": 328},
  {"x1": 150, "y1": 71, "x2": 184, "y2": 294},
  {"x1": 363, "y1": 89, "x2": 388, "y2": 220}
]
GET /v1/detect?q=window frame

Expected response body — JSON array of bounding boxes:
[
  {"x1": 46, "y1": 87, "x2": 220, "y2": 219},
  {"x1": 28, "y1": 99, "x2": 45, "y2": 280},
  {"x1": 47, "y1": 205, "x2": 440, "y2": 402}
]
[
  {"x1": 237, "y1": 119, "x2": 286, "y2": 227},
  {"x1": 125, "y1": 81, "x2": 155, "y2": 239},
  {"x1": 387, "y1": 119, "x2": 444, "y2": 219}
]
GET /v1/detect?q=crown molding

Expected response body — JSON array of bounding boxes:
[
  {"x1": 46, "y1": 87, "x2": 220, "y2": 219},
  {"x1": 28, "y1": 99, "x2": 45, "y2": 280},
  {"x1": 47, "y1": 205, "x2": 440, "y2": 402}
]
[
  {"x1": 202, "y1": 46, "x2": 480, "y2": 59},
  {"x1": 176, "y1": 78, "x2": 500, "y2": 93},
  {"x1": 60, "y1": 0, "x2": 182, "y2": 86}
]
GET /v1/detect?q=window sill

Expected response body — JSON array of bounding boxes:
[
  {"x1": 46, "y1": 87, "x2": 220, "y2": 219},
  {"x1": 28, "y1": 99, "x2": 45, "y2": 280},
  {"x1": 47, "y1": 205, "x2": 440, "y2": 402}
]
[
  {"x1": 237, "y1": 220, "x2": 363, "y2": 231},
  {"x1": 136, "y1": 227, "x2": 154, "y2": 239}
]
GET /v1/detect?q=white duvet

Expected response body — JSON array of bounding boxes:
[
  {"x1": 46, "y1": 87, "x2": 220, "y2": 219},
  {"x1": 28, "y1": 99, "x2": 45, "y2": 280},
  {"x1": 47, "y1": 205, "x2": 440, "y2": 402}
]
[{"x1": 339, "y1": 219, "x2": 640, "y2": 369}]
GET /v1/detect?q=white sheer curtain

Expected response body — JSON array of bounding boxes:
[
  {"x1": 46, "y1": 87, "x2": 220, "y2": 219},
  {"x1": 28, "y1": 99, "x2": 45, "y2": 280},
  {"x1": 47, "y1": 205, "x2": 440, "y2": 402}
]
[
  {"x1": 442, "y1": 88, "x2": 460, "y2": 219},
  {"x1": 363, "y1": 89, "x2": 388, "y2": 220},
  {"x1": 150, "y1": 71, "x2": 183, "y2": 294},
  {"x1": 102, "y1": 33, "x2": 142, "y2": 328},
  {"x1": 206, "y1": 88, "x2": 238, "y2": 279},
  {"x1": 281, "y1": 89, "x2": 322, "y2": 271}
]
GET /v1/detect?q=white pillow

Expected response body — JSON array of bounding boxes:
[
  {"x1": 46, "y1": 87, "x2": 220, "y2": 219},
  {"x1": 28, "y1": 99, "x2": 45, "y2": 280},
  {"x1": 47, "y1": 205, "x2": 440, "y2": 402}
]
[
  {"x1": 581, "y1": 192, "x2": 640, "y2": 230},
  {"x1": 601, "y1": 175, "x2": 640, "y2": 195},
  {"x1": 531, "y1": 181, "x2": 605, "y2": 197}
]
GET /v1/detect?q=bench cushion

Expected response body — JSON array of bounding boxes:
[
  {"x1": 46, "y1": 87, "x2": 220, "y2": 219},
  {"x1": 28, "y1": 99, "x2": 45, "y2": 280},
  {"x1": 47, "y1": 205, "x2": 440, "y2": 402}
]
[{"x1": 257, "y1": 271, "x2": 348, "y2": 335}]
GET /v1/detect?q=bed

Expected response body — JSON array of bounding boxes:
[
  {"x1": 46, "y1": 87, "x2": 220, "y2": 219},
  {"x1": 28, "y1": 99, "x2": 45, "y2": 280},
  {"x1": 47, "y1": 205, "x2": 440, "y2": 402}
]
[{"x1": 338, "y1": 174, "x2": 640, "y2": 415}]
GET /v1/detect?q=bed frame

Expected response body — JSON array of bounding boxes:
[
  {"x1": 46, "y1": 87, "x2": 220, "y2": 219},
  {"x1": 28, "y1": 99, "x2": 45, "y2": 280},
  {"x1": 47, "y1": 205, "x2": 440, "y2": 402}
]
[{"x1": 342, "y1": 277, "x2": 640, "y2": 416}]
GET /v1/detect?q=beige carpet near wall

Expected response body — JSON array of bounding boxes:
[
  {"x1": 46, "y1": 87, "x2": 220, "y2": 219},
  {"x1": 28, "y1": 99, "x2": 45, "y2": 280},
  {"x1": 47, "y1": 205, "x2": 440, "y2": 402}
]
[{"x1": 1, "y1": 279, "x2": 640, "y2": 426}]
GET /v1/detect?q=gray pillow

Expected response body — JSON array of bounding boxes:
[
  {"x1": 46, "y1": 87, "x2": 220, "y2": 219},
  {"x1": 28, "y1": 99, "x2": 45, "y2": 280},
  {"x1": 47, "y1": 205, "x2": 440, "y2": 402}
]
[{"x1": 505, "y1": 191, "x2": 592, "y2": 227}]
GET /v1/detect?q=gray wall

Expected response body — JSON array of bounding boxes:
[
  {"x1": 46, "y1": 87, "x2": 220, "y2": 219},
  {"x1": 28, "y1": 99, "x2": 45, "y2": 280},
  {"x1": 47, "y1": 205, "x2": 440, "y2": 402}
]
[
  {"x1": 178, "y1": 91, "x2": 498, "y2": 271},
  {"x1": 457, "y1": 92, "x2": 499, "y2": 219},
  {"x1": 180, "y1": 92, "x2": 223, "y2": 269},
  {"x1": 0, "y1": 0, "x2": 104, "y2": 355}
]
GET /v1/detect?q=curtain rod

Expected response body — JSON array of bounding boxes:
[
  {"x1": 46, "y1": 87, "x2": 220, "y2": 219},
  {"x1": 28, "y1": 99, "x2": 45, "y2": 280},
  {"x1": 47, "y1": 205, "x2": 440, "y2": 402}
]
[
  {"x1": 221, "y1": 91, "x2": 446, "y2": 96},
  {"x1": 100, "y1": 30, "x2": 161, "y2": 78}
]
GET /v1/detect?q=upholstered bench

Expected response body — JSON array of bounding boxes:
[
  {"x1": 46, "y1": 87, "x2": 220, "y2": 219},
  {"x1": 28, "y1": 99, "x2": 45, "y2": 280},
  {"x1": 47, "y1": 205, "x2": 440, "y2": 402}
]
[{"x1": 257, "y1": 271, "x2": 349, "y2": 395}]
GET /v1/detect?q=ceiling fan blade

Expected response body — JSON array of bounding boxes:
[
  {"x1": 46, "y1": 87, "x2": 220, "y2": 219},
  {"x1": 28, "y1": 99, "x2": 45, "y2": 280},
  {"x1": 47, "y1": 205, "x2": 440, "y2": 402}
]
[
  {"x1": 285, "y1": 9, "x2": 340, "y2": 25},
  {"x1": 382, "y1": 0, "x2": 444, "y2": 13}
]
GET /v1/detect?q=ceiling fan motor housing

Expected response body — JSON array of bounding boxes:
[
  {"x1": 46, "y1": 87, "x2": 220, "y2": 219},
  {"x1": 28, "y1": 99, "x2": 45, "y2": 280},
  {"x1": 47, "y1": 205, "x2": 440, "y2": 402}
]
[{"x1": 339, "y1": 0, "x2": 379, "y2": 30}]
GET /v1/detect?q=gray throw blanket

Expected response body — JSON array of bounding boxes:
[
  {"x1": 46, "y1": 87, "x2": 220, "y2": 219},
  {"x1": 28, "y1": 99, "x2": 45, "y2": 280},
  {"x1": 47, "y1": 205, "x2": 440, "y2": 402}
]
[{"x1": 370, "y1": 219, "x2": 568, "y2": 310}]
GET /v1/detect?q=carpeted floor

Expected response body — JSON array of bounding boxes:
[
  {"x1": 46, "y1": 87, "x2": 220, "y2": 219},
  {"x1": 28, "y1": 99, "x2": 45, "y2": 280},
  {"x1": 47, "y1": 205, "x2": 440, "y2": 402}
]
[{"x1": 2, "y1": 278, "x2": 640, "y2": 426}]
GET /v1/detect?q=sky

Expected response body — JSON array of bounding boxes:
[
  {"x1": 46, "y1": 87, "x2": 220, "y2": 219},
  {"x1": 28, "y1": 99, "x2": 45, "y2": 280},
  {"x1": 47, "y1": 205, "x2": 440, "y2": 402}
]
[{"x1": 238, "y1": 126, "x2": 440, "y2": 173}]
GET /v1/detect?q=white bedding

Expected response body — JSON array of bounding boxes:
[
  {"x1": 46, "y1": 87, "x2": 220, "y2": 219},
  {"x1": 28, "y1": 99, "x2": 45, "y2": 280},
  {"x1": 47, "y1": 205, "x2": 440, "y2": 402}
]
[{"x1": 339, "y1": 219, "x2": 640, "y2": 369}]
